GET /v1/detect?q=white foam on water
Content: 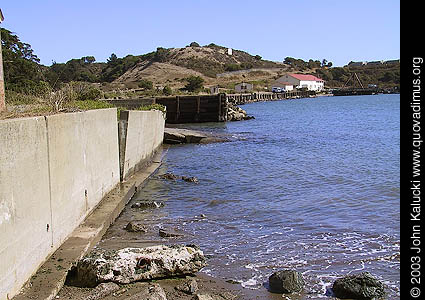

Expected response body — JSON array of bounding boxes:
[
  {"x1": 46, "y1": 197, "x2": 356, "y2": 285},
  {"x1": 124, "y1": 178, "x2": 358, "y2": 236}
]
[{"x1": 241, "y1": 277, "x2": 258, "y2": 289}]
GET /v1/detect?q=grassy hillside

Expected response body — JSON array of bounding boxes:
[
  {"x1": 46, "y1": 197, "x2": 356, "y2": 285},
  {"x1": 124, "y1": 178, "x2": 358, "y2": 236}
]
[{"x1": 2, "y1": 26, "x2": 399, "y2": 104}]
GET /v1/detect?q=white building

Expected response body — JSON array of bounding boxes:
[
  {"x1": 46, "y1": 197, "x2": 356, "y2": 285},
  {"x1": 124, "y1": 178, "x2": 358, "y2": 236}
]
[{"x1": 275, "y1": 73, "x2": 324, "y2": 91}]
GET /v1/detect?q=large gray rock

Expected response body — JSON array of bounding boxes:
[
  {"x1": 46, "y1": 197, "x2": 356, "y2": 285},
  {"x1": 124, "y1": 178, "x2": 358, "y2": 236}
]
[
  {"x1": 268, "y1": 269, "x2": 304, "y2": 293},
  {"x1": 73, "y1": 245, "x2": 207, "y2": 287},
  {"x1": 332, "y1": 272, "x2": 386, "y2": 299},
  {"x1": 164, "y1": 128, "x2": 206, "y2": 144},
  {"x1": 125, "y1": 221, "x2": 148, "y2": 233}
]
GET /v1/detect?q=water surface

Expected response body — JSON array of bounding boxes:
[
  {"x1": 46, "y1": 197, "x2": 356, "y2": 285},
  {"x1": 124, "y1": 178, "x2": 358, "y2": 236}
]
[{"x1": 105, "y1": 94, "x2": 400, "y2": 299}]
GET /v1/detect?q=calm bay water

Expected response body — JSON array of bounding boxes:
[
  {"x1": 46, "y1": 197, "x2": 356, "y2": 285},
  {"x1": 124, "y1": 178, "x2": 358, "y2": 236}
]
[{"x1": 129, "y1": 94, "x2": 400, "y2": 298}]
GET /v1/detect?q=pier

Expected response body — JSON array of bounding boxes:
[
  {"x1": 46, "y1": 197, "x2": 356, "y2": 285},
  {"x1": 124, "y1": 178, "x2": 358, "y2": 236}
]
[
  {"x1": 105, "y1": 94, "x2": 227, "y2": 123},
  {"x1": 104, "y1": 90, "x2": 316, "y2": 124},
  {"x1": 226, "y1": 90, "x2": 316, "y2": 105},
  {"x1": 331, "y1": 88, "x2": 379, "y2": 96}
]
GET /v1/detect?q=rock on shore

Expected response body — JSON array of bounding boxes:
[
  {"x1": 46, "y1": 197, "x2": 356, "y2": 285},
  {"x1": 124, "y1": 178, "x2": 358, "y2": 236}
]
[
  {"x1": 227, "y1": 103, "x2": 255, "y2": 121},
  {"x1": 332, "y1": 272, "x2": 386, "y2": 299},
  {"x1": 71, "y1": 245, "x2": 207, "y2": 287},
  {"x1": 268, "y1": 269, "x2": 304, "y2": 293}
]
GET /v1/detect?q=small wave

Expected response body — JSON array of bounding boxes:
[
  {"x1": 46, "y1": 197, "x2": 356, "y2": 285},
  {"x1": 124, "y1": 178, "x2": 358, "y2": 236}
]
[{"x1": 241, "y1": 278, "x2": 258, "y2": 289}]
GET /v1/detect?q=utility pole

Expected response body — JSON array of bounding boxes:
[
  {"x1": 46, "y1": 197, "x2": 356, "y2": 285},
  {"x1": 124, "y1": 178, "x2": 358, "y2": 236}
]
[{"x1": 0, "y1": 9, "x2": 5, "y2": 112}]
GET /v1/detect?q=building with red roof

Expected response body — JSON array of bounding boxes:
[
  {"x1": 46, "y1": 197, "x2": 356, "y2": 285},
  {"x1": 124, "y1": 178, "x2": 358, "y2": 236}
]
[{"x1": 274, "y1": 73, "x2": 325, "y2": 91}]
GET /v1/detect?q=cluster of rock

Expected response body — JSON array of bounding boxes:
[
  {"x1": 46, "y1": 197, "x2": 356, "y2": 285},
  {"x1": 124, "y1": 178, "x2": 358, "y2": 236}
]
[
  {"x1": 268, "y1": 270, "x2": 386, "y2": 299},
  {"x1": 226, "y1": 103, "x2": 255, "y2": 121},
  {"x1": 81, "y1": 278, "x2": 228, "y2": 300},
  {"x1": 159, "y1": 172, "x2": 199, "y2": 183},
  {"x1": 71, "y1": 244, "x2": 207, "y2": 287}
]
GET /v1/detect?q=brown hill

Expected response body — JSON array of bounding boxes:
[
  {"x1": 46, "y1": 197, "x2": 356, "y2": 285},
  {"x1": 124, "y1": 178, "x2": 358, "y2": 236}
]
[{"x1": 113, "y1": 45, "x2": 289, "y2": 91}]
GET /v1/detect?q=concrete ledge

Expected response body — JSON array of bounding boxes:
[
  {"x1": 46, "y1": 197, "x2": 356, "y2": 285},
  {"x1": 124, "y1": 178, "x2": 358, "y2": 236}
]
[{"x1": 12, "y1": 149, "x2": 164, "y2": 300}]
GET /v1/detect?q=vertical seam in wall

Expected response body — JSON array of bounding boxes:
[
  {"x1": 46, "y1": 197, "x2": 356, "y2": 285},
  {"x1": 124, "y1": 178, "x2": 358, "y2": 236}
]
[
  {"x1": 118, "y1": 111, "x2": 129, "y2": 181},
  {"x1": 44, "y1": 116, "x2": 54, "y2": 247}
]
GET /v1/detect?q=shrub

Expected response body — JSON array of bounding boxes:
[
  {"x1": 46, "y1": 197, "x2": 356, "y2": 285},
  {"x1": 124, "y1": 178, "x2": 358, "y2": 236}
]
[
  {"x1": 71, "y1": 100, "x2": 115, "y2": 110},
  {"x1": 138, "y1": 104, "x2": 166, "y2": 117},
  {"x1": 225, "y1": 64, "x2": 241, "y2": 72},
  {"x1": 138, "y1": 79, "x2": 154, "y2": 90},
  {"x1": 163, "y1": 86, "x2": 172, "y2": 95},
  {"x1": 77, "y1": 87, "x2": 102, "y2": 101},
  {"x1": 184, "y1": 76, "x2": 204, "y2": 92}
]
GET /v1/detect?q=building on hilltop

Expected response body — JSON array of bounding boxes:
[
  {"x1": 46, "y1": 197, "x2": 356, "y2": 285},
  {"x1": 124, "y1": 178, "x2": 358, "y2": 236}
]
[{"x1": 275, "y1": 73, "x2": 324, "y2": 91}]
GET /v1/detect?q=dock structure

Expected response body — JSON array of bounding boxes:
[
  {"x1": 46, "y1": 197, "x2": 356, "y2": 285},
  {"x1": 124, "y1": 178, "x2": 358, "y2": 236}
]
[
  {"x1": 226, "y1": 90, "x2": 316, "y2": 105},
  {"x1": 331, "y1": 88, "x2": 380, "y2": 96},
  {"x1": 105, "y1": 94, "x2": 227, "y2": 124},
  {"x1": 104, "y1": 90, "x2": 316, "y2": 124}
]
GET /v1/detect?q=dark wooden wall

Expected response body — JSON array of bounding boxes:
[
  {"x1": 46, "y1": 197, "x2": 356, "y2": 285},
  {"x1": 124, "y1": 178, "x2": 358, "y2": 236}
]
[{"x1": 104, "y1": 94, "x2": 227, "y2": 123}]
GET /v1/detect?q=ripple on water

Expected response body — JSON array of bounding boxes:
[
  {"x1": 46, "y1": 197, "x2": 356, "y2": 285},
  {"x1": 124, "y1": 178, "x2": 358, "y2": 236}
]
[{"x1": 128, "y1": 95, "x2": 400, "y2": 299}]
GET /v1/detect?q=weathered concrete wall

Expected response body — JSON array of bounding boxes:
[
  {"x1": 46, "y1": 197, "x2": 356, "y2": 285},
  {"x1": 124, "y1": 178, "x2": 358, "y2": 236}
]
[
  {"x1": 0, "y1": 117, "x2": 52, "y2": 300},
  {"x1": 46, "y1": 109, "x2": 120, "y2": 247},
  {"x1": 0, "y1": 109, "x2": 121, "y2": 300},
  {"x1": 120, "y1": 110, "x2": 165, "y2": 180}
]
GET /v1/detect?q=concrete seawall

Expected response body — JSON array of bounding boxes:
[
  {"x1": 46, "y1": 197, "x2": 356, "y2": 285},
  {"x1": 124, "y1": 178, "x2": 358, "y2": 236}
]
[
  {"x1": 0, "y1": 116, "x2": 52, "y2": 300},
  {"x1": 119, "y1": 110, "x2": 165, "y2": 180},
  {"x1": 0, "y1": 108, "x2": 165, "y2": 300}
]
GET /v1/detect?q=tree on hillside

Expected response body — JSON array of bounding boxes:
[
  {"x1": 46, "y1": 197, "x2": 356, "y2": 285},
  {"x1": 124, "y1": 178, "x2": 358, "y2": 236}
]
[
  {"x1": 154, "y1": 47, "x2": 169, "y2": 62},
  {"x1": 107, "y1": 53, "x2": 119, "y2": 66},
  {"x1": 138, "y1": 79, "x2": 153, "y2": 90},
  {"x1": 189, "y1": 42, "x2": 200, "y2": 47},
  {"x1": 184, "y1": 76, "x2": 204, "y2": 92},
  {"x1": 46, "y1": 56, "x2": 100, "y2": 85},
  {"x1": 82, "y1": 56, "x2": 96, "y2": 64},
  {"x1": 101, "y1": 54, "x2": 140, "y2": 82},
  {"x1": 1, "y1": 27, "x2": 46, "y2": 93}
]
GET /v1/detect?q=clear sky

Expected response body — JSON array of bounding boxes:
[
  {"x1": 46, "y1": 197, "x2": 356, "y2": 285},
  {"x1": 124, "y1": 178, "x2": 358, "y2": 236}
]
[{"x1": 1, "y1": 0, "x2": 400, "y2": 67}]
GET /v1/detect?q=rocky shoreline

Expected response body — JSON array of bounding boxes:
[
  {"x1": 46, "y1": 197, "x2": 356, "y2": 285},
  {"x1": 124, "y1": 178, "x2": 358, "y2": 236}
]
[
  {"x1": 55, "y1": 115, "x2": 389, "y2": 300},
  {"x1": 57, "y1": 172, "x2": 388, "y2": 300}
]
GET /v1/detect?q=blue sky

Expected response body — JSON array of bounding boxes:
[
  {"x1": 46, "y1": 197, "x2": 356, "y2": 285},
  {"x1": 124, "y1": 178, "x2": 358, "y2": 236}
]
[{"x1": 1, "y1": 0, "x2": 400, "y2": 67}]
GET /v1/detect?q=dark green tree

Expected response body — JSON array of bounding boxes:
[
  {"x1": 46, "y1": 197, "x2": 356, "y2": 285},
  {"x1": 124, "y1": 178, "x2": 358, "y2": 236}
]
[
  {"x1": 107, "y1": 53, "x2": 118, "y2": 65},
  {"x1": 189, "y1": 42, "x2": 200, "y2": 47},
  {"x1": 154, "y1": 47, "x2": 169, "y2": 62},
  {"x1": 184, "y1": 76, "x2": 204, "y2": 92},
  {"x1": 1, "y1": 27, "x2": 46, "y2": 93},
  {"x1": 138, "y1": 79, "x2": 153, "y2": 90}
]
